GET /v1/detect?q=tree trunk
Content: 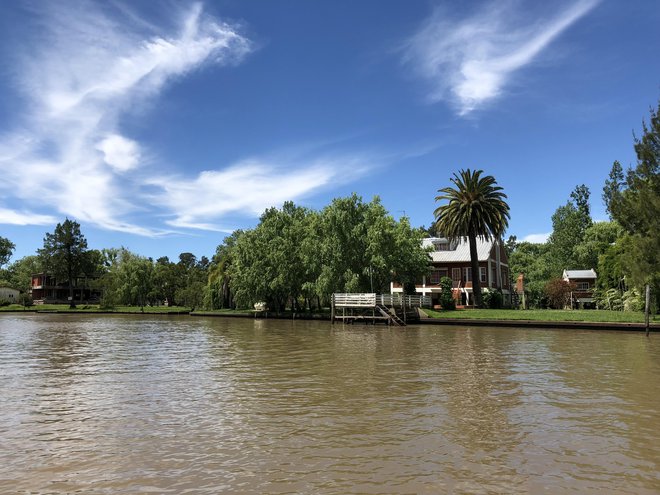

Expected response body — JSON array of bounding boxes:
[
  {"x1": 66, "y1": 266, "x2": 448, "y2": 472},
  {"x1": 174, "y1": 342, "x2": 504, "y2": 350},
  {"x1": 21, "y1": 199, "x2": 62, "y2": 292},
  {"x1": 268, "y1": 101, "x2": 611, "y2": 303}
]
[{"x1": 468, "y1": 232, "x2": 482, "y2": 308}]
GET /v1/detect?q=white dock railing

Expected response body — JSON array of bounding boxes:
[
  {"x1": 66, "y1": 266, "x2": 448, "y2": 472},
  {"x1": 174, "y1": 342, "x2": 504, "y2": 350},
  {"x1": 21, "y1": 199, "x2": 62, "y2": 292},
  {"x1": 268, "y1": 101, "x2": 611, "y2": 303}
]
[
  {"x1": 332, "y1": 293, "x2": 376, "y2": 307},
  {"x1": 332, "y1": 293, "x2": 431, "y2": 308},
  {"x1": 378, "y1": 294, "x2": 431, "y2": 308}
]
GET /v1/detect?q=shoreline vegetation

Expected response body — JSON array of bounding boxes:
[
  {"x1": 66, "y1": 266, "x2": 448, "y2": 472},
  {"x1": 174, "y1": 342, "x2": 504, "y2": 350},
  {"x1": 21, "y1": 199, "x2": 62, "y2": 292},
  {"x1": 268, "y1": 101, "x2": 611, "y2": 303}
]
[{"x1": 1, "y1": 304, "x2": 657, "y2": 330}]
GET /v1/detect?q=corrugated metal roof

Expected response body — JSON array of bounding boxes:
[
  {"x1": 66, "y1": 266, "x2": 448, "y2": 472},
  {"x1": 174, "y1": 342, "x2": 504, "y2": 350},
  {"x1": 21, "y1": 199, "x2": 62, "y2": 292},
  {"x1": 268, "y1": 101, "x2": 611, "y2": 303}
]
[
  {"x1": 563, "y1": 269, "x2": 597, "y2": 279},
  {"x1": 423, "y1": 237, "x2": 495, "y2": 262}
]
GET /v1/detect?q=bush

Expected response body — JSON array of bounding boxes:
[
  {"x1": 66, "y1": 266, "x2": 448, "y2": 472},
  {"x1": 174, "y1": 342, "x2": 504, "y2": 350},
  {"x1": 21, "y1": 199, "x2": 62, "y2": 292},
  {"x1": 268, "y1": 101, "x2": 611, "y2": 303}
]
[
  {"x1": 439, "y1": 276, "x2": 456, "y2": 310},
  {"x1": 623, "y1": 288, "x2": 644, "y2": 312},
  {"x1": 0, "y1": 298, "x2": 10, "y2": 307},
  {"x1": 594, "y1": 288, "x2": 623, "y2": 311},
  {"x1": 482, "y1": 289, "x2": 503, "y2": 309},
  {"x1": 544, "y1": 278, "x2": 577, "y2": 309},
  {"x1": 18, "y1": 294, "x2": 33, "y2": 307}
]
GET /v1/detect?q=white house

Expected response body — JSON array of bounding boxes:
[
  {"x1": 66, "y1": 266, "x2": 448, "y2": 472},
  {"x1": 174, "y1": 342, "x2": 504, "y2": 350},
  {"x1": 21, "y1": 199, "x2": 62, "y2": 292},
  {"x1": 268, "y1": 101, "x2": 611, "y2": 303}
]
[{"x1": 0, "y1": 286, "x2": 20, "y2": 304}]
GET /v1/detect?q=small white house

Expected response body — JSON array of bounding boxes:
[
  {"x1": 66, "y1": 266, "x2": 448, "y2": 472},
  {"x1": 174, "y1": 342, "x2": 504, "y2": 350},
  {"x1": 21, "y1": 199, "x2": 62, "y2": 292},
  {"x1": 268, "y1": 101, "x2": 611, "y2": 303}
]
[
  {"x1": 0, "y1": 286, "x2": 20, "y2": 303},
  {"x1": 562, "y1": 269, "x2": 597, "y2": 307}
]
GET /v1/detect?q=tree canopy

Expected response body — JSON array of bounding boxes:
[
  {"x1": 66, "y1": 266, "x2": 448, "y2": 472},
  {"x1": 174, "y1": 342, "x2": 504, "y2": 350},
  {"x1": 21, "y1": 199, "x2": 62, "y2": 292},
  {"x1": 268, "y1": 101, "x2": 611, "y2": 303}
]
[{"x1": 0, "y1": 236, "x2": 15, "y2": 269}]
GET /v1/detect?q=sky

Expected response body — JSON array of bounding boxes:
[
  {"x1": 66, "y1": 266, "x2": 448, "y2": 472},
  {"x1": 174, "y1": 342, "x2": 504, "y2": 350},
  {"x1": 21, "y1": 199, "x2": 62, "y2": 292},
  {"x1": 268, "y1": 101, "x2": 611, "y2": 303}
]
[{"x1": 1, "y1": 0, "x2": 659, "y2": 263}]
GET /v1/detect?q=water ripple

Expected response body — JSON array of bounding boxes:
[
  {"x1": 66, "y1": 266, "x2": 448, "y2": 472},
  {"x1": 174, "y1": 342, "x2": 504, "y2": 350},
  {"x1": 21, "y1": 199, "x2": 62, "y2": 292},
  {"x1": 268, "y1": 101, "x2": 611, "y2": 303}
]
[{"x1": 1, "y1": 315, "x2": 659, "y2": 494}]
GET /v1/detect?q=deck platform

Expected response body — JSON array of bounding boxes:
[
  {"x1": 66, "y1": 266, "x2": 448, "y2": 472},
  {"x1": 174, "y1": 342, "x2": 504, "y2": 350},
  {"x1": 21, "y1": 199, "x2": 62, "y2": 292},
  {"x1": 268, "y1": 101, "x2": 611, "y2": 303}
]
[{"x1": 331, "y1": 293, "x2": 431, "y2": 326}]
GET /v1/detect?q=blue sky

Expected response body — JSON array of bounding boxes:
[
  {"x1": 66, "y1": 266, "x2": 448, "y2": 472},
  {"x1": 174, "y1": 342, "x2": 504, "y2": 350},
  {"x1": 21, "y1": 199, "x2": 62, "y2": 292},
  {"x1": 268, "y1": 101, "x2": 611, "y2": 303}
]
[{"x1": 1, "y1": 0, "x2": 659, "y2": 262}]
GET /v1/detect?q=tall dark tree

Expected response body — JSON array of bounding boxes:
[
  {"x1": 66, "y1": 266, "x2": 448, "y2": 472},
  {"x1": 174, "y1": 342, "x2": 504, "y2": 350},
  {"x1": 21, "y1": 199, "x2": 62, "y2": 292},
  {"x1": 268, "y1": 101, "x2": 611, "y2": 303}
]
[
  {"x1": 38, "y1": 219, "x2": 88, "y2": 308},
  {"x1": 434, "y1": 169, "x2": 510, "y2": 308},
  {"x1": 0, "y1": 236, "x2": 15, "y2": 268},
  {"x1": 604, "y1": 100, "x2": 660, "y2": 299}
]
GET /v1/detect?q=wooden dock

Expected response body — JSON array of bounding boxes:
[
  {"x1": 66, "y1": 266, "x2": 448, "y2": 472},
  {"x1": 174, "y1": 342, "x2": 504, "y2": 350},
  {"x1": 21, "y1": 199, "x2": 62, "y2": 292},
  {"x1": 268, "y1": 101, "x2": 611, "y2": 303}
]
[{"x1": 331, "y1": 293, "x2": 431, "y2": 326}]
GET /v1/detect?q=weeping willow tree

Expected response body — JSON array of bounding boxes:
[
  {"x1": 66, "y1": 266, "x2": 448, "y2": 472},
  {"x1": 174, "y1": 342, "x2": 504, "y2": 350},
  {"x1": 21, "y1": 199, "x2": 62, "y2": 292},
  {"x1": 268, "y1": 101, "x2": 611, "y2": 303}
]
[{"x1": 434, "y1": 169, "x2": 510, "y2": 308}]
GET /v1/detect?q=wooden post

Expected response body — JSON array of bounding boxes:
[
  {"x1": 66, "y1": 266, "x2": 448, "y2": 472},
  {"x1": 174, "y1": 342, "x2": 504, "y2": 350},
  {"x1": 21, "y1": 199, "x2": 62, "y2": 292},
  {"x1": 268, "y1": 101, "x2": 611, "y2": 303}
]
[
  {"x1": 645, "y1": 284, "x2": 651, "y2": 336},
  {"x1": 331, "y1": 294, "x2": 335, "y2": 324}
]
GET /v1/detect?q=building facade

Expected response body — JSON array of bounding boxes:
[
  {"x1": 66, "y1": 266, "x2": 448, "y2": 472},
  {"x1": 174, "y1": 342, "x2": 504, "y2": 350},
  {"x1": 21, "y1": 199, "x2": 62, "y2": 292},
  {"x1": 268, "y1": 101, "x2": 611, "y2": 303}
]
[
  {"x1": 562, "y1": 269, "x2": 597, "y2": 308},
  {"x1": 30, "y1": 273, "x2": 101, "y2": 305},
  {"x1": 391, "y1": 237, "x2": 511, "y2": 307},
  {"x1": 0, "y1": 286, "x2": 20, "y2": 304}
]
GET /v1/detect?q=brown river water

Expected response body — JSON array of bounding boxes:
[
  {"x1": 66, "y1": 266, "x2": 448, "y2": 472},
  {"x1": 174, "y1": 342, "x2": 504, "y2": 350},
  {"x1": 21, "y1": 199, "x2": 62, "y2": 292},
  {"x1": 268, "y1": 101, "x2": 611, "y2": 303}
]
[{"x1": 1, "y1": 314, "x2": 659, "y2": 494}]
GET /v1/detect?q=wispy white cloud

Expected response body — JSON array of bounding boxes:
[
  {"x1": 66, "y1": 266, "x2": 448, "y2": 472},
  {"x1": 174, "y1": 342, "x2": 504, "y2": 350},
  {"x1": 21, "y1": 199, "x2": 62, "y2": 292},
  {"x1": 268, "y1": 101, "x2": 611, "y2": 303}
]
[
  {"x1": 522, "y1": 232, "x2": 550, "y2": 243},
  {"x1": 0, "y1": 1, "x2": 253, "y2": 235},
  {"x1": 402, "y1": 0, "x2": 600, "y2": 115},
  {"x1": 0, "y1": 208, "x2": 57, "y2": 226},
  {"x1": 148, "y1": 155, "x2": 374, "y2": 231}
]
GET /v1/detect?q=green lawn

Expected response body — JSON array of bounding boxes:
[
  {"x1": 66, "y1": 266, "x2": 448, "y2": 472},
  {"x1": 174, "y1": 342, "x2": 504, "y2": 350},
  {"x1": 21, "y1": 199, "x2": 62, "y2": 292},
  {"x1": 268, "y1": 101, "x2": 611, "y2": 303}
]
[
  {"x1": 423, "y1": 308, "x2": 659, "y2": 323},
  {"x1": 0, "y1": 304, "x2": 191, "y2": 313}
]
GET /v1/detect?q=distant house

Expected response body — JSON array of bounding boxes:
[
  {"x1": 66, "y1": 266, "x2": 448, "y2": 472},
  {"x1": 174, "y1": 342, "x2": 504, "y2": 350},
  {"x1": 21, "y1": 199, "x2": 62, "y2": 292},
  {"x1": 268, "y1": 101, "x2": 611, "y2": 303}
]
[
  {"x1": 0, "y1": 286, "x2": 20, "y2": 304},
  {"x1": 391, "y1": 237, "x2": 511, "y2": 307},
  {"x1": 30, "y1": 273, "x2": 101, "y2": 305},
  {"x1": 562, "y1": 269, "x2": 597, "y2": 308}
]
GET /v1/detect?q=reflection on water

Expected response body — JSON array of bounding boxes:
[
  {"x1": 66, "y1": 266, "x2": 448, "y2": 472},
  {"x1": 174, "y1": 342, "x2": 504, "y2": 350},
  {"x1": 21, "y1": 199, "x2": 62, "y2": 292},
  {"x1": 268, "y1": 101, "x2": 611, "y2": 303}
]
[{"x1": 1, "y1": 314, "x2": 659, "y2": 494}]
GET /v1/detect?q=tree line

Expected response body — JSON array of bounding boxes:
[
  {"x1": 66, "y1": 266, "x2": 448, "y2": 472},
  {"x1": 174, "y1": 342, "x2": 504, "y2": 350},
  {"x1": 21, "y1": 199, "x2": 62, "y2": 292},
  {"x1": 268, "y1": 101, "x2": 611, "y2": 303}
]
[
  {"x1": 0, "y1": 194, "x2": 429, "y2": 311},
  {"x1": 1, "y1": 101, "x2": 657, "y2": 312},
  {"x1": 507, "y1": 101, "x2": 659, "y2": 310}
]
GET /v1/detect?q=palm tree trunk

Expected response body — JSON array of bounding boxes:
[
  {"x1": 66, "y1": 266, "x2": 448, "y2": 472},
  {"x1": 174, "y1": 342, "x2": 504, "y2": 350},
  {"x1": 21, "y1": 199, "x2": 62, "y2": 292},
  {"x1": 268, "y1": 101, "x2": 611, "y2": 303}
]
[{"x1": 468, "y1": 233, "x2": 482, "y2": 308}]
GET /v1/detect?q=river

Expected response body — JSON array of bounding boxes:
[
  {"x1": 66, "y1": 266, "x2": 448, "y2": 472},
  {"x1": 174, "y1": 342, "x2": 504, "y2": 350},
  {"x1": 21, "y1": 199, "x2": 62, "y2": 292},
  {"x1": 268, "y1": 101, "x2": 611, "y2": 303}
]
[{"x1": 1, "y1": 314, "x2": 659, "y2": 494}]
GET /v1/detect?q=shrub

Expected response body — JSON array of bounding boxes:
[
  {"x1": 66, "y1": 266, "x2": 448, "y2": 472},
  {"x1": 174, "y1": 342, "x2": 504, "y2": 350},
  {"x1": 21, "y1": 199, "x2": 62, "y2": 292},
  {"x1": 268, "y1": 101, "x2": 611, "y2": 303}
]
[
  {"x1": 544, "y1": 278, "x2": 576, "y2": 309},
  {"x1": 482, "y1": 289, "x2": 503, "y2": 309},
  {"x1": 18, "y1": 294, "x2": 33, "y2": 307},
  {"x1": 0, "y1": 298, "x2": 10, "y2": 307},
  {"x1": 623, "y1": 288, "x2": 644, "y2": 312},
  {"x1": 439, "y1": 276, "x2": 456, "y2": 310},
  {"x1": 594, "y1": 288, "x2": 623, "y2": 311}
]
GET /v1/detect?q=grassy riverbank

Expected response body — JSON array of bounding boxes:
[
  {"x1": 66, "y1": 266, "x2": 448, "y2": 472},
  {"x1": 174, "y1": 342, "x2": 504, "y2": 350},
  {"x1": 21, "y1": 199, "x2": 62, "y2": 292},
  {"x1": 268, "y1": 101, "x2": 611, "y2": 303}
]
[
  {"x1": 0, "y1": 304, "x2": 191, "y2": 313},
  {"x1": 423, "y1": 308, "x2": 659, "y2": 324},
  {"x1": 2, "y1": 304, "x2": 657, "y2": 325}
]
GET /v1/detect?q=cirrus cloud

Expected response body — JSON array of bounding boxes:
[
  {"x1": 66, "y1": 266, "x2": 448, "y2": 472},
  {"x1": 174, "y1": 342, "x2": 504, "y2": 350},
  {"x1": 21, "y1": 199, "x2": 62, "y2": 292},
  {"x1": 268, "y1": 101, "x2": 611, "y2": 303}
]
[
  {"x1": 402, "y1": 0, "x2": 601, "y2": 115},
  {"x1": 0, "y1": 1, "x2": 253, "y2": 235}
]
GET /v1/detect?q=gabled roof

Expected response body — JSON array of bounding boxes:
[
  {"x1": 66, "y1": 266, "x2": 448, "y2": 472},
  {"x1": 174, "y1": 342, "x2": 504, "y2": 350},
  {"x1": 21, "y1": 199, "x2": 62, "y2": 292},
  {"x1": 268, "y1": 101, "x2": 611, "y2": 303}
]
[
  {"x1": 422, "y1": 237, "x2": 496, "y2": 263},
  {"x1": 563, "y1": 269, "x2": 597, "y2": 279}
]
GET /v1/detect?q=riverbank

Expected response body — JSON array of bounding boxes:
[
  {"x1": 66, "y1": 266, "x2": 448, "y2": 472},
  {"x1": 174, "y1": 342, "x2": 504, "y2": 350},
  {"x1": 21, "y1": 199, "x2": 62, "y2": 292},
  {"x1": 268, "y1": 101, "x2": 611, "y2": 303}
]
[{"x1": 2, "y1": 305, "x2": 657, "y2": 331}]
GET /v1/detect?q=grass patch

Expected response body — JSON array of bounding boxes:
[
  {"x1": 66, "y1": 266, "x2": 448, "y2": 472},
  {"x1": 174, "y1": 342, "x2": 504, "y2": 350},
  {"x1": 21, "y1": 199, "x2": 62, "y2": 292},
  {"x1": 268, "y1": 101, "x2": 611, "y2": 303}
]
[{"x1": 423, "y1": 308, "x2": 659, "y2": 323}]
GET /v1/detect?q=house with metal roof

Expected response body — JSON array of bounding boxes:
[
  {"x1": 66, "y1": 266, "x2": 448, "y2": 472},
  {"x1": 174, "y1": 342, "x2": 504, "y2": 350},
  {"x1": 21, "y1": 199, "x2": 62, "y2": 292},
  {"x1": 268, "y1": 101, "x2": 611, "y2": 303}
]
[
  {"x1": 391, "y1": 237, "x2": 511, "y2": 307},
  {"x1": 562, "y1": 269, "x2": 597, "y2": 308}
]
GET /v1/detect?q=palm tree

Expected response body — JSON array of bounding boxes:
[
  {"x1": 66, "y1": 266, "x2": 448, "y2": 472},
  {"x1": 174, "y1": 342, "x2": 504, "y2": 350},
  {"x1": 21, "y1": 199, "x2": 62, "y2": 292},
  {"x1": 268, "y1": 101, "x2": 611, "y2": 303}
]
[{"x1": 434, "y1": 169, "x2": 510, "y2": 308}]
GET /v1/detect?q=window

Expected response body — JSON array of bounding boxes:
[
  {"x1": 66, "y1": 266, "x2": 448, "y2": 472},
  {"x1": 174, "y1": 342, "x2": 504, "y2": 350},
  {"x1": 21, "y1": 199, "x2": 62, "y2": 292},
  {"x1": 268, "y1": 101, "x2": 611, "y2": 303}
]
[
  {"x1": 480, "y1": 267, "x2": 487, "y2": 283},
  {"x1": 429, "y1": 270, "x2": 441, "y2": 284},
  {"x1": 577, "y1": 282, "x2": 590, "y2": 290},
  {"x1": 434, "y1": 242, "x2": 451, "y2": 251},
  {"x1": 452, "y1": 268, "x2": 461, "y2": 282},
  {"x1": 464, "y1": 267, "x2": 472, "y2": 281}
]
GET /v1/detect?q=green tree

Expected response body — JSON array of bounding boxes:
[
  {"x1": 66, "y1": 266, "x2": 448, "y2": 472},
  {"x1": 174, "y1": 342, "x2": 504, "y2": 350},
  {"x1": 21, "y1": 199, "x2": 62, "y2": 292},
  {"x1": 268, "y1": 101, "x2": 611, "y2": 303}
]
[
  {"x1": 547, "y1": 185, "x2": 592, "y2": 275},
  {"x1": 508, "y1": 241, "x2": 552, "y2": 308},
  {"x1": 206, "y1": 231, "x2": 242, "y2": 309},
  {"x1": 574, "y1": 221, "x2": 623, "y2": 271},
  {"x1": 0, "y1": 236, "x2": 15, "y2": 268},
  {"x1": 38, "y1": 219, "x2": 89, "y2": 308},
  {"x1": 604, "y1": 100, "x2": 660, "y2": 301},
  {"x1": 434, "y1": 169, "x2": 510, "y2": 308},
  {"x1": 227, "y1": 195, "x2": 429, "y2": 310},
  {"x1": 175, "y1": 252, "x2": 207, "y2": 310},
  {"x1": 4, "y1": 255, "x2": 43, "y2": 294}
]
